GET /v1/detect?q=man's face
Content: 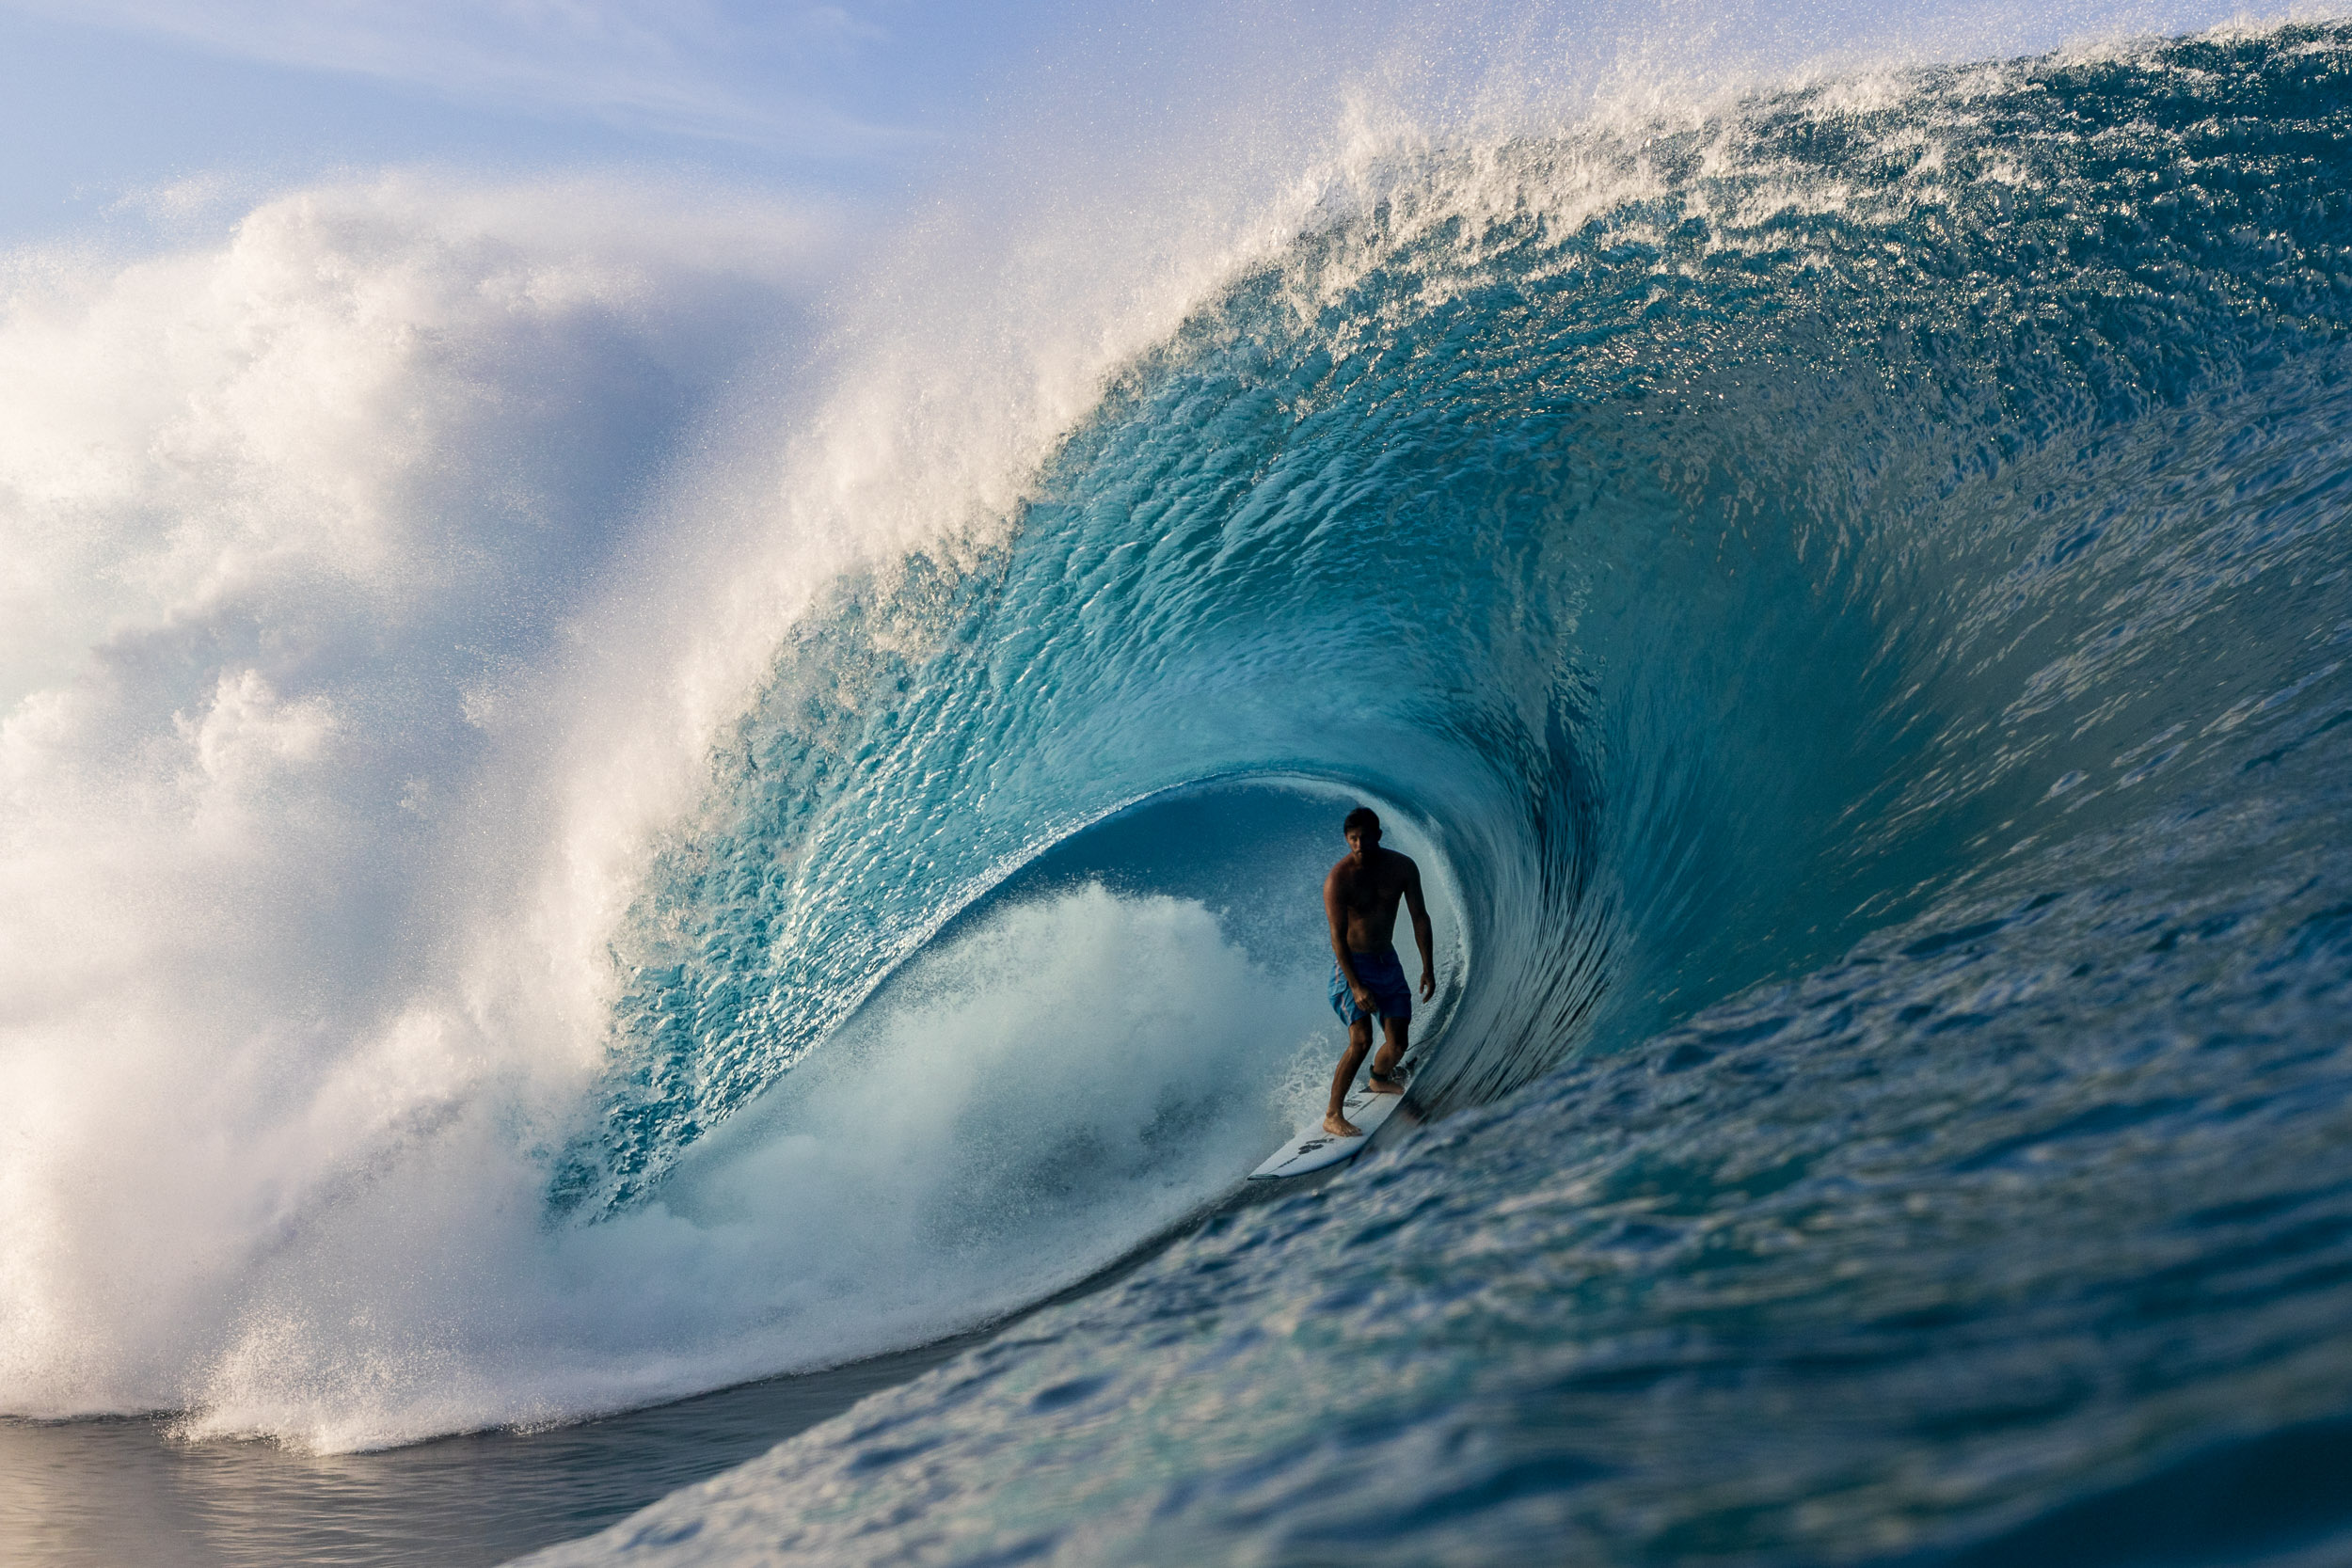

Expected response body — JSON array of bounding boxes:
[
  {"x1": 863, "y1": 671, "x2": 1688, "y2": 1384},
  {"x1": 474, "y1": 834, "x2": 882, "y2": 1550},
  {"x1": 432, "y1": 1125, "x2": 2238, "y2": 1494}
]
[{"x1": 1346, "y1": 827, "x2": 1378, "y2": 861}]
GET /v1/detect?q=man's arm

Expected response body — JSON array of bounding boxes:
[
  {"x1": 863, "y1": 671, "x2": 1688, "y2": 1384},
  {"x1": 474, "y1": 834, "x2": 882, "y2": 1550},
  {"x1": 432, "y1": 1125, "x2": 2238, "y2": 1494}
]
[
  {"x1": 1403, "y1": 858, "x2": 1437, "y2": 1001},
  {"x1": 1325, "y1": 864, "x2": 1374, "y2": 1008}
]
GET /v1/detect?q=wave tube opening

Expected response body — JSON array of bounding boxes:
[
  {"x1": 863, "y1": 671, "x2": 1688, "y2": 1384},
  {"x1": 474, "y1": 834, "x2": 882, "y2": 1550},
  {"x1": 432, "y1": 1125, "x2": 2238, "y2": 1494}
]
[{"x1": 650, "y1": 778, "x2": 1469, "y2": 1356}]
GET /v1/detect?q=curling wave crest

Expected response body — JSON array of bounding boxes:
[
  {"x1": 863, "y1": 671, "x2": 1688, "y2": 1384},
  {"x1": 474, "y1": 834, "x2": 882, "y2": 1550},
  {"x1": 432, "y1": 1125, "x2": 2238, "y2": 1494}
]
[{"x1": 8, "y1": 27, "x2": 2352, "y2": 1568}]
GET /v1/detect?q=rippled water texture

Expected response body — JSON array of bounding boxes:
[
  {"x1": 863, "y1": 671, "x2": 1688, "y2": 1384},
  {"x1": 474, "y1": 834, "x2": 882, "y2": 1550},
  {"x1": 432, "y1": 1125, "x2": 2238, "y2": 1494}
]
[{"x1": 522, "y1": 23, "x2": 2352, "y2": 1566}]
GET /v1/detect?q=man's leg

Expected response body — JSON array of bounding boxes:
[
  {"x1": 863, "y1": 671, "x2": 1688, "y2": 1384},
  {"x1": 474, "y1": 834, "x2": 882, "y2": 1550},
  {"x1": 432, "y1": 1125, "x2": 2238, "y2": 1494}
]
[
  {"x1": 1369, "y1": 1015, "x2": 1410, "y2": 1091},
  {"x1": 1325, "y1": 1014, "x2": 1375, "y2": 1135}
]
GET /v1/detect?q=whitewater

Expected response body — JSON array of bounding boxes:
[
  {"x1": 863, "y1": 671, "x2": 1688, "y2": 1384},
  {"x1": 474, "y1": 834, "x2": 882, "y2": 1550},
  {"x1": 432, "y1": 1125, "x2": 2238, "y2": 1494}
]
[{"x1": 8, "y1": 13, "x2": 2352, "y2": 1567}]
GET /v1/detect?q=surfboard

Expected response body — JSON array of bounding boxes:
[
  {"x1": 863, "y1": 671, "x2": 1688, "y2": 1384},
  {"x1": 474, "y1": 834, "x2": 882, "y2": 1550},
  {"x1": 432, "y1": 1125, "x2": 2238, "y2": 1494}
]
[{"x1": 1249, "y1": 1054, "x2": 1417, "y2": 1180}]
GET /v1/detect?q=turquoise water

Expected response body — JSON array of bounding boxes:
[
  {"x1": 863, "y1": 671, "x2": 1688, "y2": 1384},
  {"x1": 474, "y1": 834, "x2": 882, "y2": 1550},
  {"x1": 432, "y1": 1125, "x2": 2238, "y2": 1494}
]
[{"x1": 8, "y1": 19, "x2": 2352, "y2": 1568}]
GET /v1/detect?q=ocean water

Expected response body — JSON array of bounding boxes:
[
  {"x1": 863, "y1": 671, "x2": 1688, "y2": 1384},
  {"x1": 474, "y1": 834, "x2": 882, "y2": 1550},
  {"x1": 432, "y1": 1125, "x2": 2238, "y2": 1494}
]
[{"x1": 8, "y1": 16, "x2": 2352, "y2": 1568}]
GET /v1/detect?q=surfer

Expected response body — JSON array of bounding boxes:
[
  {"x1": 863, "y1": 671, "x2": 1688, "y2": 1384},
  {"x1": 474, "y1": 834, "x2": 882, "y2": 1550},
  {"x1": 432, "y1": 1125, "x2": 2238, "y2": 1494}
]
[{"x1": 1323, "y1": 806, "x2": 1436, "y2": 1137}]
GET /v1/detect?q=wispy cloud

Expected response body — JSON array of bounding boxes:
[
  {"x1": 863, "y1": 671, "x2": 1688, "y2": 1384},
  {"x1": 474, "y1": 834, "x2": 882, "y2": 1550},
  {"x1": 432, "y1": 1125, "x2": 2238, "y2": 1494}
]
[{"x1": 0, "y1": 0, "x2": 921, "y2": 153}]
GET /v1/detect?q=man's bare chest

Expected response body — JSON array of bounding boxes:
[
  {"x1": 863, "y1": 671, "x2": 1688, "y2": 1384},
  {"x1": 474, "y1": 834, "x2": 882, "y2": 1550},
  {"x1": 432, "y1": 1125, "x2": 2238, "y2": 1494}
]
[{"x1": 1337, "y1": 870, "x2": 1405, "y2": 913}]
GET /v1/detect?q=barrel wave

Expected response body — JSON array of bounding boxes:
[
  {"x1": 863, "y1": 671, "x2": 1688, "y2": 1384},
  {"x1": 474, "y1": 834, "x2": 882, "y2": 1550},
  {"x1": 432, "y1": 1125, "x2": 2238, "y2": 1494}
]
[
  {"x1": 532, "y1": 23, "x2": 2352, "y2": 1566},
  {"x1": 9, "y1": 17, "x2": 2352, "y2": 1567}
]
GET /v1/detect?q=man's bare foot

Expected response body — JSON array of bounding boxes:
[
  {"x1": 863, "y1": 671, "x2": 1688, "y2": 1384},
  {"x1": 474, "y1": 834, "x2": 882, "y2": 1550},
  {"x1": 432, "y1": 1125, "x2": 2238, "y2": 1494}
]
[
  {"x1": 1323, "y1": 1112, "x2": 1364, "y2": 1137},
  {"x1": 1367, "y1": 1070, "x2": 1405, "y2": 1095}
]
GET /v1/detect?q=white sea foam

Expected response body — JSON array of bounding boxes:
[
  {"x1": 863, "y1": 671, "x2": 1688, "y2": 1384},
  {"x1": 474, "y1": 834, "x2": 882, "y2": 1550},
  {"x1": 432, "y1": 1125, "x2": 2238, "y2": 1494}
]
[
  {"x1": 0, "y1": 171, "x2": 833, "y2": 1431},
  {"x1": 151, "y1": 884, "x2": 1318, "y2": 1451},
  {"x1": 0, "y1": 151, "x2": 1327, "y2": 1448}
]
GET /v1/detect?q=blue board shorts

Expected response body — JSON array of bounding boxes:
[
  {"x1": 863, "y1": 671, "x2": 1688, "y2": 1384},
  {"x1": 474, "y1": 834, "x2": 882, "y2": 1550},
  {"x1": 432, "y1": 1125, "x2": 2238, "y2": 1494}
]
[{"x1": 1331, "y1": 946, "x2": 1413, "y2": 1025}]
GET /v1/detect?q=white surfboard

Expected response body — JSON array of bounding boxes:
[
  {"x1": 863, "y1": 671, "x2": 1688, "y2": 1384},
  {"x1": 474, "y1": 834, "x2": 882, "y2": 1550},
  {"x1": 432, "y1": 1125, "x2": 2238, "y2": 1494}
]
[{"x1": 1249, "y1": 1056, "x2": 1417, "y2": 1180}]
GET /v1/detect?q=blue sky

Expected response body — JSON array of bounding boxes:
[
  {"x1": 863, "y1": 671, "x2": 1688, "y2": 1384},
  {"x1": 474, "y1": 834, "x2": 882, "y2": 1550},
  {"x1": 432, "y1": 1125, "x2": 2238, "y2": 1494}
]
[
  {"x1": 0, "y1": 1, "x2": 1064, "y2": 242},
  {"x1": 0, "y1": 0, "x2": 2285, "y2": 247}
]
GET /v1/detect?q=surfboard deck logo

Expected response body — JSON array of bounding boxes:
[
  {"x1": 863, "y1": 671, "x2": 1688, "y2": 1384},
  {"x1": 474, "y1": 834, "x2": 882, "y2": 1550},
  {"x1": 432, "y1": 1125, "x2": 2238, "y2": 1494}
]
[{"x1": 1250, "y1": 1054, "x2": 1417, "y2": 1180}]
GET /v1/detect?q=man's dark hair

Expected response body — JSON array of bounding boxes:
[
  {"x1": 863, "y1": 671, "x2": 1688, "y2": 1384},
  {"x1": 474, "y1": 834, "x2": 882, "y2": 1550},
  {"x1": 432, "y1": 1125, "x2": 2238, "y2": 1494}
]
[{"x1": 1343, "y1": 806, "x2": 1381, "y2": 837}]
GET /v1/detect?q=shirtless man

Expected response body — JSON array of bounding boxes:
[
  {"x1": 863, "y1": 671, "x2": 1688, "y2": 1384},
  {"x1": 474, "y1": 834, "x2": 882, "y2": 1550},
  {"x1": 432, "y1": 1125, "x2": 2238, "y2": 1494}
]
[{"x1": 1323, "y1": 805, "x2": 1436, "y2": 1137}]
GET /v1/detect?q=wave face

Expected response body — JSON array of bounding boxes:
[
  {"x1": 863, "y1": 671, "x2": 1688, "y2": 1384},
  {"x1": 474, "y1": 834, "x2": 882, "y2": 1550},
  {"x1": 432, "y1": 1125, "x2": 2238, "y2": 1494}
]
[
  {"x1": 8, "y1": 15, "x2": 2352, "y2": 1561},
  {"x1": 517, "y1": 23, "x2": 2352, "y2": 1565}
]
